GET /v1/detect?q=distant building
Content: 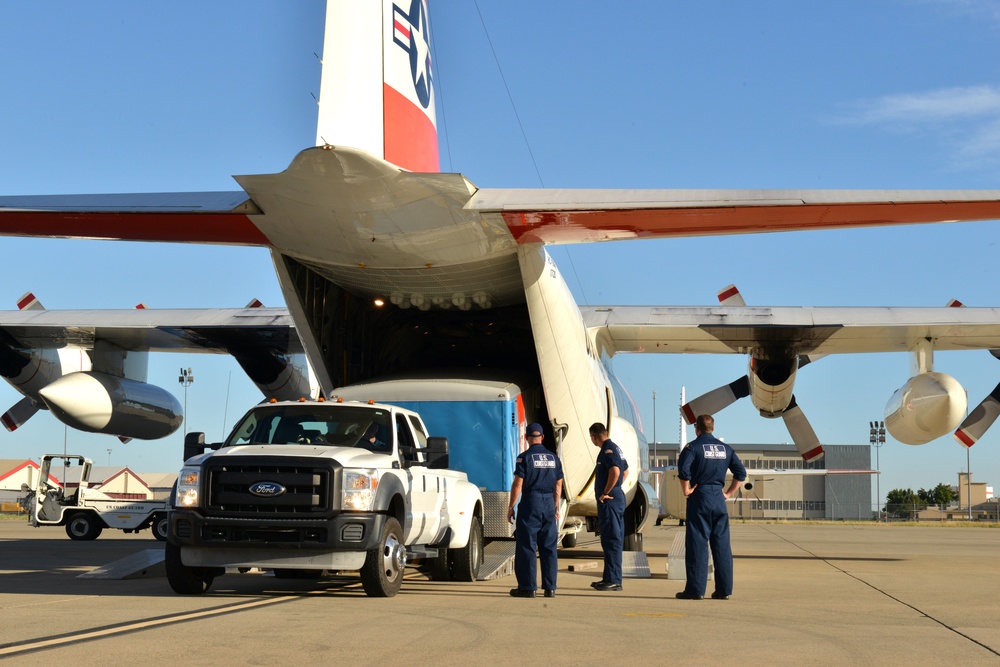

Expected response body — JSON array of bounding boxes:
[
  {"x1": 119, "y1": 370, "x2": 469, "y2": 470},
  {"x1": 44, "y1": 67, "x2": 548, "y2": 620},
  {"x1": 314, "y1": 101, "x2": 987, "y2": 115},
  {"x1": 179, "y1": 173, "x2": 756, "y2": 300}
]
[{"x1": 651, "y1": 442, "x2": 872, "y2": 521}]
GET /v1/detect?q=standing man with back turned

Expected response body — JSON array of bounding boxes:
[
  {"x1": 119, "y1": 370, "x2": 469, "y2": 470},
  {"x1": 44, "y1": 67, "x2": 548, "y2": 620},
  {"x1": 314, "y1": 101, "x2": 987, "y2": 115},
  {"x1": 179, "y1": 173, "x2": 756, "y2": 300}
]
[
  {"x1": 676, "y1": 414, "x2": 746, "y2": 600},
  {"x1": 589, "y1": 422, "x2": 629, "y2": 592},
  {"x1": 508, "y1": 423, "x2": 564, "y2": 598}
]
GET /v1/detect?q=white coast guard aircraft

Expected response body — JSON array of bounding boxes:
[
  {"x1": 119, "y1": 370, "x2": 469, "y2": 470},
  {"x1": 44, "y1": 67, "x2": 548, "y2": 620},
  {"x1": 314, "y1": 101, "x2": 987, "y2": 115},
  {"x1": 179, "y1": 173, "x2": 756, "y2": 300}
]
[{"x1": 2, "y1": 1, "x2": 1000, "y2": 539}]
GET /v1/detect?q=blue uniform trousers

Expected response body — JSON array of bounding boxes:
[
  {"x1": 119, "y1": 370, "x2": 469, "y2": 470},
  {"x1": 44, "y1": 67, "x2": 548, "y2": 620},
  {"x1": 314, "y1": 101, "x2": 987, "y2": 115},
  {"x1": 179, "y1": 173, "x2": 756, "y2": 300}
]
[
  {"x1": 597, "y1": 488, "x2": 625, "y2": 584},
  {"x1": 514, "y1": 492, "x2": 558, "y2": 591},
  {"x1": 684, "y1": 487, "x2": 733, "y2": 596}
]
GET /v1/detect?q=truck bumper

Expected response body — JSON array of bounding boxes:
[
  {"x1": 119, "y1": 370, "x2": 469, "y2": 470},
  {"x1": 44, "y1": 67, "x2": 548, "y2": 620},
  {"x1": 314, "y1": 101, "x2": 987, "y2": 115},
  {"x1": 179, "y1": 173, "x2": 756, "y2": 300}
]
[{"x1": 168, "y1": 509, "x2": 388, "y2": 553}]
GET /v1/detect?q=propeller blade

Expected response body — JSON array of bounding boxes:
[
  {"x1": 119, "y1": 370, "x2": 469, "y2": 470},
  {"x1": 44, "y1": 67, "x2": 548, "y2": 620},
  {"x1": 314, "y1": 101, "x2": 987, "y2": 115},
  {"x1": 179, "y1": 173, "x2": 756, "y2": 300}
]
[
  {"x1": 681, "y1": 376, "x2": 750, "y2": 424},
  {"x1": 1, "y1": 396, "x2": 40, "y2": 432},
  {"x1": 16, "y1": 292, "x2": 43, "y2": 311},
  {"x1": 717, "y1": 284, "x2": 746, "y2": 306},
  {"x1": 781, "y1": 396, "x2": 824, "y2": 462},
  {"x1": 954, "y1": 381, "x2": 1000, "y2": 448}
]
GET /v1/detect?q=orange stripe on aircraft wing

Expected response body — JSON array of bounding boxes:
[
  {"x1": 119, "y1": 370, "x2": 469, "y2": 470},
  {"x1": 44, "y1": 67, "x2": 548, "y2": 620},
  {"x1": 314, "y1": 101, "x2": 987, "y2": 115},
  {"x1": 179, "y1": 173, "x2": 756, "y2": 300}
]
[
  {"x1": 0, "y1": 211, "x2": 269, "y2": 245},
  {"x1": 502, "y1": 200, "x2": 1000, "y2": 243}
]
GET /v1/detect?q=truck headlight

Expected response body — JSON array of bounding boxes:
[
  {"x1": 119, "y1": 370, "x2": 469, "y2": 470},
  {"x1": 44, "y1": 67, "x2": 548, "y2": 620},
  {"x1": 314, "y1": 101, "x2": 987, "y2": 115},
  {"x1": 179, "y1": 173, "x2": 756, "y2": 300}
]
[
  {"x1": 176, "y1": 466, "x2": 200, "y2": 508},
  {"x1": 342, "y1": 469, "x2": 378, "y2": 511}
]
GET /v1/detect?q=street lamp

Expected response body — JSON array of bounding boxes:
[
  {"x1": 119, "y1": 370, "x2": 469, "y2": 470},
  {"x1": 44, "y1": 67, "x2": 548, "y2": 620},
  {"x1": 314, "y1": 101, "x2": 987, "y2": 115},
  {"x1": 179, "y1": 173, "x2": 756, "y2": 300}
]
[
  {"x1": 106, "y1": 448, "x2": 112, "y2": 467},
  {"x1": 179, "y1": 367, "x2": 195, "y2": 437},
  {"x1": 869, "y1": 420, "x2": 885, "y2": 521}
]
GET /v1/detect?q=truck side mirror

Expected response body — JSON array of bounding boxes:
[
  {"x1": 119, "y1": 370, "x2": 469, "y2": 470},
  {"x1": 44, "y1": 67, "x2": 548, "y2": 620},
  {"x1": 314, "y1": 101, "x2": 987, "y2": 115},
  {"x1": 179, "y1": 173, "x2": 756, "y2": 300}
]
[
  {"x1": 424, "y1": 436, "x2": 449, "y2": 470},
  {"x1": 183, "y1": 432, "x2": 207, "y2": 462}
]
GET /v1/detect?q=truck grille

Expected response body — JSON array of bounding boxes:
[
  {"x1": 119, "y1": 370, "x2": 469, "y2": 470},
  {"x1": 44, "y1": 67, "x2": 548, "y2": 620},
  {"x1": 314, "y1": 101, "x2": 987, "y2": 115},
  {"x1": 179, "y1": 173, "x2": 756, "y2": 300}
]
[{"x1": 205, "y1": 458, "x2": 336, "y2": 517}]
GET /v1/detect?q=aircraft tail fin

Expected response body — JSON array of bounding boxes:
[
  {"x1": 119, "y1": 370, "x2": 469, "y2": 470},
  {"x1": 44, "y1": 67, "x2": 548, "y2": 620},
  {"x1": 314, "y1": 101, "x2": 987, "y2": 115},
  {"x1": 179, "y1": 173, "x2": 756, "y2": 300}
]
[{"x1": 315, "y1": 0, "x2": 439, "y2": 172}]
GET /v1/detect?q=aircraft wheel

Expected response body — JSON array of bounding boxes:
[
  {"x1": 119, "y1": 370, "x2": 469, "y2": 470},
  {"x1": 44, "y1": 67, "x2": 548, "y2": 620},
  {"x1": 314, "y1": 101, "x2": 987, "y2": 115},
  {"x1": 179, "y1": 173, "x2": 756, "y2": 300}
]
[
  {"x1": 150, "y1": 513, "x2": 168, "y2": 541},
  {"x1": 165, "y1": 542, "x2": 216, "y2": 594},
  {"x1": 561, "y1": 532, "x2": 578, "y2": 548},
  {"x1": 449, "y1": 517, "x2": 483, "y2": 582},
  {"x1": 360, "y1": 517, "x2": 405, "y2": 597},
  {"x1": 65, "y1": 513, "x2": 103, "y2": 541}
]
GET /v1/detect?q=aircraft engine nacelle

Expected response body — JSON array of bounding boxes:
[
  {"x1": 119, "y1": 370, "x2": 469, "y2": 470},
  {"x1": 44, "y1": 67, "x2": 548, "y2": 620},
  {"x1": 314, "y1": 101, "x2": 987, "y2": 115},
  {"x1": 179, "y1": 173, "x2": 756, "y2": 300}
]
[
  {"x1": 0, "y1": 345, "x2": 90, "y2": 399},
  {"x1": 38, "y1": 371, "x2": 183, "y2": 440},
  {"x1": 884, "y1": 372, "x2": 967, "y2": 445},
  {"x1": 748, "y1": 355, "x2": 797, "y2": 417}
]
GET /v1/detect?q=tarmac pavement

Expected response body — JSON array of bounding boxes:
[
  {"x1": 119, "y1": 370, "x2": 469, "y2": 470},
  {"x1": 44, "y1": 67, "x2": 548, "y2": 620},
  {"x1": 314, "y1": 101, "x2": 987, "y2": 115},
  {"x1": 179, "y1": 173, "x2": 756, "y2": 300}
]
[{"x1": 1, "y1": 519, "x2": 998, "y2": 665}]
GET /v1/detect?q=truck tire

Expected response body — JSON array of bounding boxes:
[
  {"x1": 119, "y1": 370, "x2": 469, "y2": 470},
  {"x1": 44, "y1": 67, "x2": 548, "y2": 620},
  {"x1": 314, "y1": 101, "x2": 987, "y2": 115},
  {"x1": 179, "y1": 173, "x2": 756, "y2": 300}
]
[
  {"x1": 151, "y1": 513, "x2": 168, "y2": 541},
  {"x1": 561, "y1": 532, "x2": 578, "y2": 548},
  {"x1": 449, "y1": 517, "x2": 483, "y2": 582},
  {"x1": 624, "y1": 531, "x2": 643, "y2": 552},
  {"x1": 65, "y1": 513, "x2": 103, "y2": 541},
  {"x1": 360, "y1": 516, "x2": 406, "y2": 597},
  {"x1": 165, "y1": 542, "x2": 216, "y2": 594}
]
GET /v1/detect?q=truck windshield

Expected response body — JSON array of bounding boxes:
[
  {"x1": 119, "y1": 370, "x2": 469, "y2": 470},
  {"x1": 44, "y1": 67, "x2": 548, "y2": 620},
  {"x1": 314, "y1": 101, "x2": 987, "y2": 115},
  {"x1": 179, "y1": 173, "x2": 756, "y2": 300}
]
[{"x1": 225, "y1": 406, "x2": 391, "y2": 452}]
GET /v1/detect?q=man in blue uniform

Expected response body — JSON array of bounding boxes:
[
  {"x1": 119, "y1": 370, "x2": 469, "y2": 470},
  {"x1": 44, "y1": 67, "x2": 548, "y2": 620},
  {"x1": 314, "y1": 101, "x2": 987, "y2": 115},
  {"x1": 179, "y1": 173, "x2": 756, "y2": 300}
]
[
  {"x1": 676, "y1": 414, "x2": 746, "y2": 600},
  {"x1": 589, "y1": 422, "x2": 628, "y2": 592},
  {"x1": 508, "y1": 423, "x2": 564, "y2": 598}
]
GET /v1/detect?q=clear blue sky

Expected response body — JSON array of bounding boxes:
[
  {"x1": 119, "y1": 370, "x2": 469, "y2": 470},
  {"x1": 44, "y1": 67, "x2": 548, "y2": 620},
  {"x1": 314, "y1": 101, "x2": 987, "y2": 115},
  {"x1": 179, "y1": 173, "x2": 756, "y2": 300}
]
[{"x1": 1, "y1": 1, "x2": 999, "y2": 506}]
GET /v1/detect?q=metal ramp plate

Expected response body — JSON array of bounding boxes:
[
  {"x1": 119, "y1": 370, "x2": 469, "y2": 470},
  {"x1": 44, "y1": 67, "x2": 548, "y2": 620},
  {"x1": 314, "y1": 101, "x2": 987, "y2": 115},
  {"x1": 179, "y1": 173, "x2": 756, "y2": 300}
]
[
  {"x1": 78, "y1": 549, "x2": 165, "y2": 580},
  {"x1": 479, "y1": 540, "x2": 516, "y2": 580},
  {"x1": 666, "y1": 530, "x2": 712, "y2": 581},
  {"x1": 622, "y1": 550, "x2": 651, "y2": 578}
]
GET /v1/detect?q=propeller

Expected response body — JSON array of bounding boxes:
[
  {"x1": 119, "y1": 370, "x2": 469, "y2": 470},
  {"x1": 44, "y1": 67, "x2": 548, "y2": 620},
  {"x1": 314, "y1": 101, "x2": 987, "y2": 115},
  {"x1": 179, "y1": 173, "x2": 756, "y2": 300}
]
[
  {"x1": 948, "y1": 298, "x2": 999, "y2": 448},
  {"x1": 780, "y1": 396, "x2": 824, "y2": 462},
  {"x1": 1, "y1": 396, "x2": 40, "y2": 432},
  {"x1": 954, "y1": 379, "x2": 1000, "y2": 448},
  {"x1": 680, "y1": 284, "x2": 825, "y2": 462}
]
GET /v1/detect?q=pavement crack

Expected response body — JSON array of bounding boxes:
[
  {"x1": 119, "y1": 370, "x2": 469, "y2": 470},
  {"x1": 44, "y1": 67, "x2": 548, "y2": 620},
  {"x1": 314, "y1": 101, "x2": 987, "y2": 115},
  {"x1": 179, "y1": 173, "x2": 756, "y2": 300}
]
[{"x1": 758, "y1": 526, "x2": 1000, "y2": 658}]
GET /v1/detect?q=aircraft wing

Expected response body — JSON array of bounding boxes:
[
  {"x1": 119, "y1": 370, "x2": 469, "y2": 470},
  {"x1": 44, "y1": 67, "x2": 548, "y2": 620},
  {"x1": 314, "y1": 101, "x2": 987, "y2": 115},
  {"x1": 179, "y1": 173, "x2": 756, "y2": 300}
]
[
  {"x1": 0, "y1": 307, "x2": 300, "y2": 353},
  {"x1": 2, "y1": 180, "x2": 1000, "y2": 248},
  {"x1": 472, "y1": 188, "x2": 1000, "y2": 244},
  {"x1": 582, "y1": 305, "x2": 1000, "y2": 356}
]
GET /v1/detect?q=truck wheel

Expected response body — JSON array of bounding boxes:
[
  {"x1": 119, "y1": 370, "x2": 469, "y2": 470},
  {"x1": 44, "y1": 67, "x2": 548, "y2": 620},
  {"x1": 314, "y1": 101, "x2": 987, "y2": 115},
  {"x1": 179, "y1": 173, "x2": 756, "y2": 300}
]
[
  {"x1": 360, "y1": 516, "x2": 405, "y2": 597},
  {"x1": 561, "y1": 532, "x2": 578, "y2": 548},
  {"x1": 151, "y1": 514, "x2": 168, "y2": 541},
  {"x1": 429, "y1": 549, "x2": 452, "y2": 581},
  {"x1": 65, "y1": 513, "x2": 103, "y2": 541},
  {"x1": 165, "y1": 542, "x2": 215, "y2": 594},
  {"x1": 449, "y1": 517, "x2": 483, "y2": 582}
]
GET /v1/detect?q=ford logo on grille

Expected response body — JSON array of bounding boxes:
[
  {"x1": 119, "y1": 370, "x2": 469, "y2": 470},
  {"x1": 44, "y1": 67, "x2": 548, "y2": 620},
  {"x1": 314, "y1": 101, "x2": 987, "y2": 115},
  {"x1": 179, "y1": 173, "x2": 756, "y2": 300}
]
[{"x1": 249, "y1": 481, "x2": 286, "y2": 497}]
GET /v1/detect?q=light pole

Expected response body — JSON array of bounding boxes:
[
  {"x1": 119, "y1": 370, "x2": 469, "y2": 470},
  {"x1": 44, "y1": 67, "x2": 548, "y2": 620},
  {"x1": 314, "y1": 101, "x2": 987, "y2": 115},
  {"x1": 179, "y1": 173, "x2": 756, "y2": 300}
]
[
  {"x1": 869, "y1": 420, "x2": 885, "y2": 521},
  {"x1": 179, "y1": 367, "x2": 195, "y2": 437},
  {"x1": 106, "y1": 448, "x2": 112, "y2": 467}
]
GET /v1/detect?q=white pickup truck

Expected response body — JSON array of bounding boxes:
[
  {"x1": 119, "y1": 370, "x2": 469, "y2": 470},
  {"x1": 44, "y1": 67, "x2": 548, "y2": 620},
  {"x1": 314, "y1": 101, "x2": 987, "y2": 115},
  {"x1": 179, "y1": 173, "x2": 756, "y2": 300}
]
[{"x1": 166, "y1": 398, "x2": 485, "y2": 597}]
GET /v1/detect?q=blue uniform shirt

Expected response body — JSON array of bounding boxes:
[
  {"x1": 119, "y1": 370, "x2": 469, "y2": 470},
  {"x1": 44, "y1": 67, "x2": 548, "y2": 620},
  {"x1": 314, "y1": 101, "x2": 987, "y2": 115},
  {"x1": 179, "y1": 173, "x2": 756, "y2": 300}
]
[
  {"x1": 515, "y1": 443, "x2": 564, "y2": 495},
  {"x1": 594, "y1": 438, "x2": 628, "y2": 498},
  {"x1": 678, "y1": 433, "x2": 746, "y2": 488}
]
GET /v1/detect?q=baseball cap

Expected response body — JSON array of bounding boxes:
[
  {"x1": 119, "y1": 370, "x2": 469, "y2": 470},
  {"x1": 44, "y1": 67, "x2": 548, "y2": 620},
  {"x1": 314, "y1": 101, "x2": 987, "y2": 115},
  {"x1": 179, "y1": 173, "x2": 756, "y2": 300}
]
[{"x1": 526, "y1": 423, "x2": 544, "y2": 437}]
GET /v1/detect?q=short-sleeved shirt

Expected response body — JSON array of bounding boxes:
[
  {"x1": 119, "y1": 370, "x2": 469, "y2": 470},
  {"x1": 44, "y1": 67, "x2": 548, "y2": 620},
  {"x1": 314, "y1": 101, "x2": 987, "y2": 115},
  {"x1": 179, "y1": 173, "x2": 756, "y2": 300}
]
[
  {"x1": 677, "y1": 433, "x2": 746, "y2": 489},
  {"x1": 514, "y1": 443, "x2": 564, "y2": 495},
  {"x1": 594, "y1": 438, "x2": 628, "y2": 499}
]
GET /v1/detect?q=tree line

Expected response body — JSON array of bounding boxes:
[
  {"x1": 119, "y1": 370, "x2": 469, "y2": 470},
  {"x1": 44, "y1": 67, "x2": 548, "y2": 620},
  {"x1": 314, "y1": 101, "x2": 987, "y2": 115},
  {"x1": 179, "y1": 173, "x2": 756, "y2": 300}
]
[{"x1": 884, "y1": 484, "x2": 956, "y2": 517}]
